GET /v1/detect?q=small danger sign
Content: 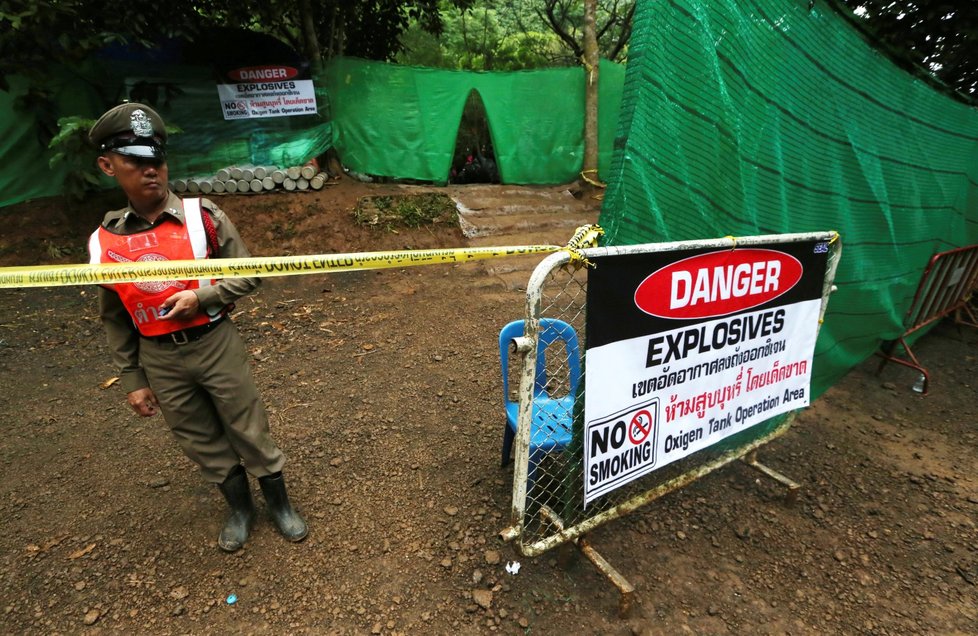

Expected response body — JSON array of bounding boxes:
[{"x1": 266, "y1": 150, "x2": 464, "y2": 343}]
[{"x1": 584, "y1": 398, "x2": 659, "y2": 505}]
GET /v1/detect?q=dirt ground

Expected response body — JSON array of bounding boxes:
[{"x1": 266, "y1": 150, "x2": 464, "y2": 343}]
[{"x1": 1, "y1": 178, "x2": 977, "y2": 635}]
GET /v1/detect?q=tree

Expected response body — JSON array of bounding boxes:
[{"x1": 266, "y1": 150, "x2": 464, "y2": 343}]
[
  {"x1": 0, "y1": 0, "x2": 475, "y2": 93},
  {"x1": 0, "y1": 0, "x2": 201, "y2": 123},
  {"x1": 502, "y1": 0, "x2": 634, "y2": 65},
  {"x1": 399, "y1": 1, "x2": 630, "y2": 185},
  {"x1": 582, "y1": 0, "x2": 599, "y2": 180},
  {"x1": 0, "y1": 0, "x2": 481, "y2": 149},
  {"x1": 837, "y1": 1, "x2": 978, "y2": 99},
  {"x1": 519, "y1": 0, "x2": 631, "y2": 185},
  {"x1": 397, "y1": 4, "x2": 564, "y2": 70},
  {"x1": 500, "y1": 0, "x2": 632, "y2": 185},
  {"x1": 211, "y1": 0, "x2": 475, "y2": 63}
]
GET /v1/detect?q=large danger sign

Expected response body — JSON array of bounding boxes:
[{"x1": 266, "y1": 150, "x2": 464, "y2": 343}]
[{"x1": 583, "y1": 239, "x2": 830, "y2": 506}]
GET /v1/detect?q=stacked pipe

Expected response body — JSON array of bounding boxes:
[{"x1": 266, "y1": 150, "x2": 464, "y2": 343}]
[{"x1": 170, "y1": 164, "x2": 332, "y2": 195}]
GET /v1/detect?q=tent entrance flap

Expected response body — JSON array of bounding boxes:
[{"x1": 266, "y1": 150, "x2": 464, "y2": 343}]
[{"x1": 450, "y1": 90, "x2": 500, "y2": 184}]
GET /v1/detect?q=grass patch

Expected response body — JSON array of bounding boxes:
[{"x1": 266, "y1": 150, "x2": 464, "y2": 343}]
[{"x1": 353, "y1": 193, "x2": 457, "y2": 230}]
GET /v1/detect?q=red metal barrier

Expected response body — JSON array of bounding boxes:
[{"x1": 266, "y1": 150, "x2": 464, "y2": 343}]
[{"x1": 877, "y1": 245, "x2": 978, "y2": 394}]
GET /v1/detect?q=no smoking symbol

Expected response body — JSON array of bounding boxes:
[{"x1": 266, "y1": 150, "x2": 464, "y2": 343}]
[{"x1": 629, "y1": 410, "x2": 653, "y2": 445}]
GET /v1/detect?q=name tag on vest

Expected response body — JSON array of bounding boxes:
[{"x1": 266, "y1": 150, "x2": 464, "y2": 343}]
[{"x1": 127, "y1": 233, "x2": 159, "y2": 252}]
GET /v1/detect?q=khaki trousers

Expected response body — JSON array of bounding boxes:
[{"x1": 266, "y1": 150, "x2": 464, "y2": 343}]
[{"x1": 140, "y1": 319, "x2": 285, "y2": 483}]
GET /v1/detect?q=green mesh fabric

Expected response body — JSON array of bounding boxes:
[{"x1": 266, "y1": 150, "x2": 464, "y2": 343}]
[
  {"x1": 2, "y1": 55, "x2": 624, "y2": 207},
  {"x1": 0, "y1": 60, "x2": 332, "y2": 208},
  {"x1": 599, "y1": 0, "x2": 978, "y2": 399},
  {"x1": 0, "y1": 70, "x2": 104, "y2": 208},
  {"x1": 324, "y1": 57, "x2": 625, "y2": 184}
]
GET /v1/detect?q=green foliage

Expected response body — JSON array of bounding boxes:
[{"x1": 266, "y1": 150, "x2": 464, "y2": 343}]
[
  {"x1": 334, "y1": 1, "x2": 447, "y2": 60},
  {"x1": 46, "y1": 116, "x2": 183, "y2": 202},
  {"x1": 2, "y1": 0, "x2": 472, "y2": 200},
  {"x1": 396, "y1": 0, "x2": 632, "y2": 70},
  {"x1": 215, "y1": 0, "x2": 476, "y2": 62},
  {"x1": 835, "y1": 1, "x2": 978, "y2": 99},
  {"x1": 497, "y1": 0, "x2": 634, "y2": 64},
  {"x1": 0, "y1": 0, "x2": 476, "y2": 91},
  {"x1": 496, "y1": 31, "x2": 567, "y2": 69},
  {"x1": 46, "y1": 116, "x2": 103, "y2": 202},
  {"x1": 397, "y1": 5, "x2": 562, "y2": 69},
  {"x1": 354, "y1": 193, "x2": 457, "y2": 230},
  {"x1": 0, "y1": 0, "x2": 198, "y2": 90}
]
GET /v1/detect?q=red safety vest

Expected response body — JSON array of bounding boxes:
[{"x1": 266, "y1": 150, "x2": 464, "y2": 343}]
[{"x1": 88, "y1": 198, "x2": 223, "y2": 337}]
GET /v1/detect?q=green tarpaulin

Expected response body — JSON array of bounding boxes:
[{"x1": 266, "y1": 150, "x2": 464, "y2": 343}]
[
  {"x1": 0, "y1": 60, "x2": 332, "y2": 209},
  {"x1": 324, "y1": 57, "x2": 625, "y2": 184},
  {"x1": 600, "y1": 0, "x2": 978, "y2": 401},
  {"x1": 1, "y1": 56, "x2": 624, "y2": 207}
]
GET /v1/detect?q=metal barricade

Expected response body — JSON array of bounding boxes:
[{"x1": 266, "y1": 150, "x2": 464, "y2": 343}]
[
  {"x1": 499, "y1": 234, "x2": 841, "y2": 615},
  {"x1": 877, "y1": 244, "x2": 978, "y2": 394}
]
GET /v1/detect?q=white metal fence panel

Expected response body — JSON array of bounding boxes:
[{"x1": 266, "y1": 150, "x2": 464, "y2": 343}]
[{"x1": 502, "y1": 233, "x2": 842, "y2": 557}]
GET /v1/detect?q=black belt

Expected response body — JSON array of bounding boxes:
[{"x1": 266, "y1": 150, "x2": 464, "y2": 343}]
[{"x1": 145, "y1": 315, "x2": 227, "y2": 345}]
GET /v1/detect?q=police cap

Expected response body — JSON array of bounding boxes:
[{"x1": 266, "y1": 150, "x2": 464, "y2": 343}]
[{"x1": 89, "y1": 102, "x2": 167, "y2": 160}]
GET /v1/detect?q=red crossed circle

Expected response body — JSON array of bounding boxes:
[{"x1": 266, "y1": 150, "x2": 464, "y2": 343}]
[{"x1": 629, "y1": 410, "x2": 653, "y2": 445}]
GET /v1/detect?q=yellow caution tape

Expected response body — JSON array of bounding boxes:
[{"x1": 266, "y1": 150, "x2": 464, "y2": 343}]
[
  {"x1": 0, "y1": 245, "x2": 561, "y2": 289},
  {"x1": 566, "y1": 224, "x2": 604, "y2": 250},
  {"x1": 561, "y1": 224, "x2": 606, "y2": 268},
  {"x1": 0, "y1": 224, "x2": 606, "y2": 289}
]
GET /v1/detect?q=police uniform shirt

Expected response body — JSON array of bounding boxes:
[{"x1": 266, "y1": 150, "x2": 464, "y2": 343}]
[{"x1": 96, "y1": 191, "x2": 260, "y2": 393}]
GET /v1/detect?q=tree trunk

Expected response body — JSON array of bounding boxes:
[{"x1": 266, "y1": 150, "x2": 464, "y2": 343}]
[
  {"x1": 299, "y1": 0, "x2": 323, "y2": 72},
  {"x1": 582, "y1": 0, "x2": 600, "y2": 181}
]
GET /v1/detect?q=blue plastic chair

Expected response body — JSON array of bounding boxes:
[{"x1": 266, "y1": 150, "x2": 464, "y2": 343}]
[{"x1": 499, "y1": 319, "x2": 581, "y2": 486}]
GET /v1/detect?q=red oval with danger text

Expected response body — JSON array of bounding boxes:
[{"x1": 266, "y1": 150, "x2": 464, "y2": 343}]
[
  {"x1": 634, "y1": 249, "x2": 803, "y2": 320},
  {"x1": 228, "y1": 66, "x2": 299, "y2": 82}
]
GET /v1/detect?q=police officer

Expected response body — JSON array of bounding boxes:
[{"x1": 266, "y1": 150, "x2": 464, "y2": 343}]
[{"x1": 87, "y1": 102, "x2": 307, "y2": 552}]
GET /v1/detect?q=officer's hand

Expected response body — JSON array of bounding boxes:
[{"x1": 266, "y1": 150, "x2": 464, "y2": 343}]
[
  {"x1": 127, "y1": 388, "x2": 160, "y2": 417},
  {"x1": 159, "y1": 290, "x2": 200, "y2": 320}
]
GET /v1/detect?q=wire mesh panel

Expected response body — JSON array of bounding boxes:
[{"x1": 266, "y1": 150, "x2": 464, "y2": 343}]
[
  {"x1": 505, "y1": 234, "x2": 841, "y2": 557},
  {"x1": 502, "y1": 261, "x2": 588, "y2": 550}
]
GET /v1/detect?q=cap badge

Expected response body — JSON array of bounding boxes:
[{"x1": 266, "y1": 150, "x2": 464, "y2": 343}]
[{"x1": 129, "y1": 109, "x2": 154, "y2": 138}]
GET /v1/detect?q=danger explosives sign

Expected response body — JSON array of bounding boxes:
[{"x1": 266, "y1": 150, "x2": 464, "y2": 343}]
[
  {"x1": 216, "y1": 64, "x2": 318, "y2": 120},
  {"x1": 583, "y1": 238, "x2": 830, "y2": 506}
]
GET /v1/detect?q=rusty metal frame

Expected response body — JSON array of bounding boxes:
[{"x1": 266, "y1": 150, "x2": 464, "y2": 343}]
[
  {"x1": 537, "y1": 504, "x2": 635, "y2": 618},
  {"x1": 742, "y1": 450, "x2": 801, "y2": 505},
  {"x1": 501, "y1": 231, "x2": 841, "y2": 569},
  {"x1": 876, "y1": 244, "x2": 978, "y2": 394}
]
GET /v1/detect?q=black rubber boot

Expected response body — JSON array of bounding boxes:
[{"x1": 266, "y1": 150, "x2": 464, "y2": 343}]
[
  {"x1": 217, "y1": 465, "x2": 255, "y2": 552},
  {"x1": 258, "y1": 472, "x2": 308, "y2": 542}
]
